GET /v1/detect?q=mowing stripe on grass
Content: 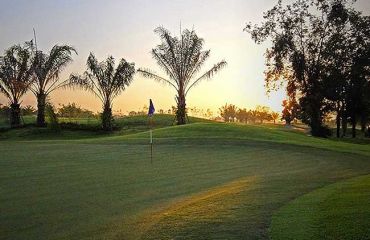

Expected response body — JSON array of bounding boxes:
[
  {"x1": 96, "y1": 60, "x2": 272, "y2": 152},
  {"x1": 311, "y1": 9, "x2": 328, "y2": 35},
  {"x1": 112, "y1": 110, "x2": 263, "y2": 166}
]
[{"x1": 107, "y1": 176, "x2": 257, "y2": 240}]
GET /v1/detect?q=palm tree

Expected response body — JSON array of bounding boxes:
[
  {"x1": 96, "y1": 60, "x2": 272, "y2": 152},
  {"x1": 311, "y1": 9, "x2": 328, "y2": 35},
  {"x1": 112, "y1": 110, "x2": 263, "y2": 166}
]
[
  {"x1": 69, "y1": 53, "x2": 135, "y2": 130},
  {"x1": 138, "y1": 27, "x2": 227, "y2": 125},
  {"x1": 31, "y1": 45, "x2": 77, "y2": 127},
  {"x1": 0, "y1": 43, "x2": 33, "y2": 127}
]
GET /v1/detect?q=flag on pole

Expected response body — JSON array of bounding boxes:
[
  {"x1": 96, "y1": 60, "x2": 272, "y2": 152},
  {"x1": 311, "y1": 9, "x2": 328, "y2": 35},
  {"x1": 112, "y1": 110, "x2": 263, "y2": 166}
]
[
  {"x1": 148, "y1": 99, "x2": 155, "y2": 164},
  {"x1": 148, "y1": 99, "x2": 155, "y2": 116}
]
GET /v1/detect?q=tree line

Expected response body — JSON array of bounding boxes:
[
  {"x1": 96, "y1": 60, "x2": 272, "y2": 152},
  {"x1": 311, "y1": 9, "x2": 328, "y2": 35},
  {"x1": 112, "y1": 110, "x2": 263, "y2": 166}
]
[
  {"x1": 0, "y1": 102, "x2": 96, "y2": 120},
  {"x1": 219, "y1": 103, "x2": 280, "y2": 124},
  {"x1": 0, "y1": 103, "x2": 36, "y2": 117},
  {"x1": 57, "y1": 103, "x2": 96, "y2": 119},
  {"x1": 246, "y1": 0, "x2": 370, "y2": 138},
  {"x1": 0, "y1": 26, "x2": 226, "y2": 130},
  {"x1": 1, "y1": 0, "x2": 368, "y2": 137}
]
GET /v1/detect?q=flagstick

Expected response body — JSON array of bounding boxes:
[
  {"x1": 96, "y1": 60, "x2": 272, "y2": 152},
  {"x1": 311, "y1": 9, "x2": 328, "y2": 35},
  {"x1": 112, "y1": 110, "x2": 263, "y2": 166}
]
[
  {"x1": 148, "y1": 99, "x2": 155, "y2": 164},
  {"x1": 149, "y1": 115, "x2": 153, "y2": 164},
  {"x1": 150, "y1": 127, "x2": 153, "y2": 164}
]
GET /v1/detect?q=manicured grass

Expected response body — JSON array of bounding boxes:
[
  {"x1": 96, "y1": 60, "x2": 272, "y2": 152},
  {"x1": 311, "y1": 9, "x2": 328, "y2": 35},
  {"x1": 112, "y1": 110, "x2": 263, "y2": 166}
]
[
  {"x1": 0, "y1": 115, "x2": 36, "y2": 128},
  {"x1": 270, "y1": 174, "x2": 370, "y2": 240},
  {"x1": 0, "y1": 120, "x2": 369, "y2": 239},
  {"x1": 0, "y1": 114, "x2": 210, "y2": 140}
]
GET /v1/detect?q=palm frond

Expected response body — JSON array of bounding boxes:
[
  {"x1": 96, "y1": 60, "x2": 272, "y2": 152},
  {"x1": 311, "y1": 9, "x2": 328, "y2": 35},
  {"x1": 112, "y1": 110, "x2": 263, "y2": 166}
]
[
  {"x1": 86, "y1": 53, "x2": 102, "y2": 81},
  {"x1": 151, "y1": 49, "x2": 178, "y2": 81},
  {"x1": 69, "y1": 73, "x2": 103, "y2": 102},
  {"x1": 137, "y1": 68, "x2": 177, "y2": 90},
  {"x1": 185, "y1": 60, "x2": 227, "y2": 96},
  {"x1": 32, "y1": 44, "x2": 77, "y2": 94},
  {"x1": 71, "y1": 54, "x2": 135, "y2": 105},
  {"x1": 184, "y1": 50, "x2": 210, "y2": 87},
  {"x1": 144, "y1": 26, "x2": 227, "y2": 101},
  {"x1": 0, "y1": 43, "x2": 33, "y2": 104},
  {"x1": 181, "y1": 30, "x2": 204, "y2": 81},
  {"x1": 45, "y1": 78, "x2": 70, "y2": 94},
  {"x1": 110, "y1": 58, "x2": 135, "y2": 98},
  {"x1": 154, "y1": 27, "x2": 181, "y2": 80},
  {"x1": 0, "y1": 82, "x2": 11, "y2": 99}
]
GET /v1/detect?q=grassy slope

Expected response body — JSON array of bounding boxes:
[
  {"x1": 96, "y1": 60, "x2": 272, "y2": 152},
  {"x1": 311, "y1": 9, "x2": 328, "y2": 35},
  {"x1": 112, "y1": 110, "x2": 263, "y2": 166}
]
[
  {"x1": 0, "y1": 118, "x2": 369, "y2": 239},
  {"x1": 99, "y1": 123, "x2": 370, "y2": 157},
  {"x1": 270, "y1": 174, "x2": 370, "y2": 240},
  {"x1": 0, "y1": 114, "x2": 210, "y2": 141}
]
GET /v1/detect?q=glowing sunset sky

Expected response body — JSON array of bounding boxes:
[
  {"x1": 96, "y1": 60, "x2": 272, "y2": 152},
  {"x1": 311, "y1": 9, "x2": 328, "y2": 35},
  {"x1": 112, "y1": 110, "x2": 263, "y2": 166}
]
[{"x1": 0, "y1": 0, "x2": 369, "y2": 115}]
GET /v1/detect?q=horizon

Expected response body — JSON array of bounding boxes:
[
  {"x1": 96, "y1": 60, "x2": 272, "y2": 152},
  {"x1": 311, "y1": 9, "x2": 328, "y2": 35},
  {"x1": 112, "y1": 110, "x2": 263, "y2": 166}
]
[{"x1": 0, "y1": 0, "x2": 369, "y2": 114}]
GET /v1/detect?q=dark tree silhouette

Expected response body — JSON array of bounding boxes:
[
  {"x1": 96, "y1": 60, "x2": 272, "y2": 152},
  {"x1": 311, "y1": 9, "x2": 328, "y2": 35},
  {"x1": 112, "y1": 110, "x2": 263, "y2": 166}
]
[
  {"x1": 219, "y1": 103, "x2": 237, "y2": 122},
  {"x1": 70, "y1": 53, "x2": 135, "y2": 131},
  {"x1": 271, "y1": 112, "x2": 279, "y2": 124},
  {"x1": 138, "y1": 26, "x2": 226, "y2": 125},
  {"x1": 321, "y1": 3, "x2": 370, "y2": 138},
  {"x1": 31, "y1": 45, "x2": 77, "y2": 127},
  {"x1": 221, "y1": 104, "x2": 277, "y2": 124},
  {"x1": 256, "y1": 105, "x2": 271, "y2": 124},
  {"x1": 346, "y1": 20, "x2": 370, "y2": 138},
  {"x1": 282, "y1": 99, "x2": 299, "y2": 125},
  {"x1": 0, "y1": 43, "x2": 33, "y2": 127},
  {"x1": 21, "y1": 105, "x2": 36, "y2": 115},
  {"x1": 58, "y1": 103, "x2": 95, "y2": 119},
  {"x1": 245, "y1": 0, "x2": 365, "y2": 137},
  {"x1": 236, "y1": 108, "x2": 249, "y2": 123}
]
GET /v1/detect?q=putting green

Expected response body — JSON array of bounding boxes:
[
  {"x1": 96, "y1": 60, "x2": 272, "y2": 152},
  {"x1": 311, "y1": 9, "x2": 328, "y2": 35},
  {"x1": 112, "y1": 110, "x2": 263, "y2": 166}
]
[
  {"x1": 270, "y1": 174, "x2": 370, "y2": 240},
  {"x1": 1, "y1": 120, "x2": 370, "y2": 239}
]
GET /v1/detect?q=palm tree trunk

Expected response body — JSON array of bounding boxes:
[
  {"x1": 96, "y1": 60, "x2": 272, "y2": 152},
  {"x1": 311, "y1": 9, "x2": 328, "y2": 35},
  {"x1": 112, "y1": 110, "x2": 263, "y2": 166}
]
[
  {"x1": 102, "y1": 101, "x2": 113, "y2": 131},
  {"x1": 176, "y1": 91, "x2": 186, "y2": 125},
  {"x1": 10, "y1": 103, "x2": 21, "y2": 128},
  {"x1": 36, "y1": 93, "x2": 47, "y2": 127}
]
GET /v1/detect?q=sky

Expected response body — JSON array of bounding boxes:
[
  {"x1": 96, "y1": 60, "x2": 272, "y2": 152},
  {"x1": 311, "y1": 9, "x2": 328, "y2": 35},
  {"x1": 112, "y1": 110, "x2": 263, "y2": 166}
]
[{"x1": 0, "y1": 0, "x2": 369, "y2": 116}]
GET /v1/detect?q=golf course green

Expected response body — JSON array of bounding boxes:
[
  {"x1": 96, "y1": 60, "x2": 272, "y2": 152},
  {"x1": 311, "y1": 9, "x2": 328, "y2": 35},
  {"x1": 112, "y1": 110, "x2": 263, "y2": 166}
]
[{"x1": 0, "y1": 115, "x2": 369, "y2": 240}]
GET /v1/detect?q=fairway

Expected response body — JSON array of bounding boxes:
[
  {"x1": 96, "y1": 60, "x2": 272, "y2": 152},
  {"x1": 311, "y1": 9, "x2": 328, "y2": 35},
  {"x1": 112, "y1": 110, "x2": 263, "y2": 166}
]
[{"x1": 1, "y1": 120, "x2": 370, "y2": 239}]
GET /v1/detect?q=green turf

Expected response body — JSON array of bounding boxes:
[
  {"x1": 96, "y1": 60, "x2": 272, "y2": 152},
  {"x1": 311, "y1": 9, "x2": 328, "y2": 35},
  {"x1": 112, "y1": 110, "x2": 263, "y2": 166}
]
[
  {"x1": 0, "y1": 115, "x2": 36, "y2": 128},
  {"x1": 0, "y1": 114, "x2": 210, "y2": 141},
  {"x1": 0, "y1": 119, "x2": 369, "y2": 240},
  {"x1": 270, "y1": 174, "x2": 370, "y2": 240}
]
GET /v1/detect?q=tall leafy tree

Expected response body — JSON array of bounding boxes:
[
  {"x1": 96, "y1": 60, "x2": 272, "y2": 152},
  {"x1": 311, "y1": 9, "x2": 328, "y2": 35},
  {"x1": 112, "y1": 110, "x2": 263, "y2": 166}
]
[
  {"x1": 219, "y1": 103, "x2": 237, "y2": 122},
  {"x1": 256, "y1": 105, "x2": 271, "y2": 124},
  {"x1": 69, "y1": 53, "x2": 135, "y2": 131},
  {"x1": 345, "y1": 14, "x2": 370, "y2": 138},
  {"x1": 0, "y1": 43, "x2": 33, "y2": 127},
  {"x1": 271, "y1": 112, "x2": 280, "y2": 124},
  {"x1": 31, "y1": 45, "x2": 77, "y2": 127},
  {"x1": 245, "y1": 0, "x2": 360, "y2": 137},
  {"x1": 281, "y1": 99, "x2": 299, "y2": 125},
  {"x1": 138, "y1": 27, "x2": 227, "y2": 125},
  {"x1": 321, "y1": 21, "x2": 348, "y2": 137},
  {"x1": 236, "y1": 108, "x2": 249, "y2": 123},
  {"x1": 321, "y1": 4, "x2": 370, "y2": 138}
]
